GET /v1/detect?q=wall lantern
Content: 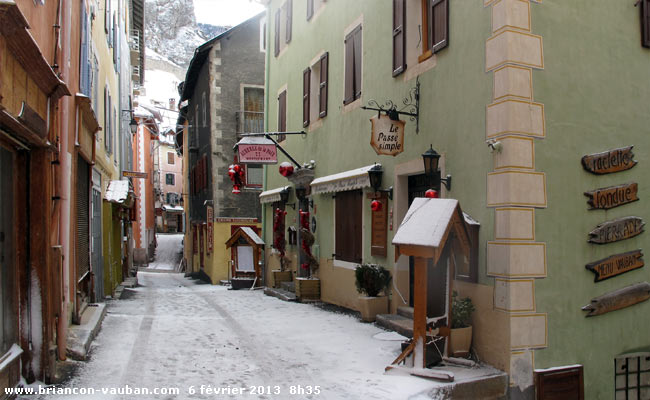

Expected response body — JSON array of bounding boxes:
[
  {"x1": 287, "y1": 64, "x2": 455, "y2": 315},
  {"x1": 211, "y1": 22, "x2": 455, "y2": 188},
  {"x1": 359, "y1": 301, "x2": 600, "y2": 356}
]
[
  {"x1": 422, "y1": 145, "x2": 451, "y2": 191},
  {"x1": 129, "y1": 118, "x2": 138, "y2": 135},
  {"x1": 367, "y1": 164, "x2": 393, "y2": 200},
  {"x1": 280, "y1": 187, "x2": 296, "y2": 209}
]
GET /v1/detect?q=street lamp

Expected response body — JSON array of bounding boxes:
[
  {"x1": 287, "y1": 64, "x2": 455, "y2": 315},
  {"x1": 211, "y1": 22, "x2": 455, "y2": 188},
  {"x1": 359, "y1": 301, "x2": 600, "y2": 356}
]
[
  {"x1": 367, "y1": 164, "x2": 393, "y2": 200},
  {"x1": 129, "y1": 118, "x2": 138, "y2": 134},
  {"x1": 422, "y1": 145, "x2": 451, "y2": 191}
]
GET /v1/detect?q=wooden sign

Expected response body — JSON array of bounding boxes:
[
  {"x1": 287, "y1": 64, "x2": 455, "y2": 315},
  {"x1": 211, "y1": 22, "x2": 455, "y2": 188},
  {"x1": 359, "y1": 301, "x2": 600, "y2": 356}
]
[
  {"x1": 581, "y1": 146, "x2": 636, "y2": 175},
  {"x1": 588, "y1": 217, "x2": 644, "y2": 244},
  {"x1": 122, "y1": 170, "x2": 148, "y2": 179},
  {"x1": 582, "y1": 282, "x2": 650, "y2": 317},
  {"x1": 585, "y1": 250, "x2": 644, "y2": 282},
  {"x1": 370, "y1": 115, "x2": 404, "y2": 156},
  {"x1": 206, "y1": 206, "x2": 213, "y2": 254},
  {"x1": 584, "y1": 183, "x2": 638, "y2": 210}
]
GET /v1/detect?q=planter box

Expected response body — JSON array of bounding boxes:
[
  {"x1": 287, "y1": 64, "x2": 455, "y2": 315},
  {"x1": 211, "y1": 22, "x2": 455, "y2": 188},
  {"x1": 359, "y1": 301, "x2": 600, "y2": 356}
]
[
  {"x1": 358, "y1": 296, "x2": 388, "y2": 322},
  {"x1": 272, "y1": 270, "x2": 293, "y2": 288},
  {"x1": 295, "y1": 278, "x2": 320, "y2": 301},
  {"x1": 449, "y1": 326, "x2": 473, "y2": 358}
]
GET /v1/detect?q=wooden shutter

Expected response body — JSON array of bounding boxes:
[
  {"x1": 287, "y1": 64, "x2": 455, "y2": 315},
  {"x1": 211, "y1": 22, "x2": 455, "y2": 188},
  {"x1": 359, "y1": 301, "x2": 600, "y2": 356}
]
[
  {"x1": 535, "y1": 365, "x2": 584, "y2": 400},
  {"x1": 285, "y1": 0, "x2": 292, "y2": 43},
  {"x1": 641, "y1": 0, "x2": 650, "y2": 48},
  {"x1": 393, "y1": 0, "x2": 406, "y2": 76},
  {"x1": 431, "y1": 0, "x2": 449, "y2": 53},
  {"x1": 353, "y1": 27, "x2": 362, "y2": 99},
  {"x1": 319, "y1": 52, "x2": 328, "y2": 117},
  {"x1": 303, "y1": 67, "x2": 310, "y2": 127},
  {"x1": 344, "y1": 32, "x2": 355, "y2": 104},
  {"x1": 371, "y1": 194, "x2": 388, "y2": 257},
  {"x1": 168, "y1": 152, "x2": 174, "y2": 164},
  {"x1": 274, "y1": 9, "x2": 281, "y2": 57},
  {"x1": 278, "y1": 91, "x2": 286, "y2": 141},
  {"x1": 307, "y1": 0, "x2": 314, "y2": 21},
  {"x1": 335, "y1": 190, "x2": 362, "y2": 263}
]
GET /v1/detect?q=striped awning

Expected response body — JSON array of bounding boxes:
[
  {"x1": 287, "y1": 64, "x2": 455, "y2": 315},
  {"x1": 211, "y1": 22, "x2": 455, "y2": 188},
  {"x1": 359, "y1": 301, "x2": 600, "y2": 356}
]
[
  {"x1": 259, "y1": 186, "x2": 290, "y2": 204},
  {"x1": 310, "y1": 164, "x2": 378, "y2": 195}
]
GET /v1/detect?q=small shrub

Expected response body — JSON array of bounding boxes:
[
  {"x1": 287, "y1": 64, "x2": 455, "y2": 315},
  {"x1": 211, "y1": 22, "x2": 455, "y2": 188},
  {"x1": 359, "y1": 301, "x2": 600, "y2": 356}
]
[
  {"x1": 355, "y1": 264, "x2": 391, "y2": 297},
  {"x1": 452, "y1": 291, "x2": 475, "y2": 329}
]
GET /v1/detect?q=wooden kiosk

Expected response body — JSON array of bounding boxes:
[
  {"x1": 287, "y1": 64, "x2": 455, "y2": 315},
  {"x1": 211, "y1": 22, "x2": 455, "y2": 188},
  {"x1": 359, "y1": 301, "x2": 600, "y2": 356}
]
[
  {"x1": 225, "y1": 227, "x2": 265, "y2": 290},
  {"x1": 389, "y1": 198, "x2": 472, "y2": 380}
]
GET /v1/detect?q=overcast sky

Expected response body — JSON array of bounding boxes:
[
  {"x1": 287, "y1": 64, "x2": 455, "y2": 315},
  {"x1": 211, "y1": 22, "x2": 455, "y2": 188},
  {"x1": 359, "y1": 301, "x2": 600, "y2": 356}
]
[{"x1": 193, "y1": 0, "x2": 266, "y2": 26}]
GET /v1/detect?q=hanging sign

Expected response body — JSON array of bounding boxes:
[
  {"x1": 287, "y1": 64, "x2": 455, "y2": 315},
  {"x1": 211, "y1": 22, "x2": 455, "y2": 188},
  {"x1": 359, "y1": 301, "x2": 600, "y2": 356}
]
[
  {"x1": 236, "y1": 137, "x2": 278, "y2": 164},
  {"x1": 584, "y1": 183, "x2": 638, "y2": 210},
  {"x1": 588, "y1": 216, "x2": 645, "y2": 244},
  {"x1": 370, "y1": 115, "x2": 405, "y2": 156},
  {"x1": 582, "y1": 282, "x2": 650, "y2": 317},
  {"x1": 581, "y1": 146, "x2": 636, "y2": 175},
  {"x1": 585, "y1": 250, "x2": 644, "y2": 282},
  {"x1": 122, "y1": 170, "x2": 148, "y2": 179},
  {"x1": 206, "y1": 206, "x2": 213, "y2": 254}
]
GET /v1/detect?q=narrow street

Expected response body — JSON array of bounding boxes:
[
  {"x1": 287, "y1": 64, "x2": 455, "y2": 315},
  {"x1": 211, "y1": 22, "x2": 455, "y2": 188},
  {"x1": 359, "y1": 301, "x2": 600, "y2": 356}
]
[{"x1": 26, "y1": 234, "x2": 468, "y2": 400}]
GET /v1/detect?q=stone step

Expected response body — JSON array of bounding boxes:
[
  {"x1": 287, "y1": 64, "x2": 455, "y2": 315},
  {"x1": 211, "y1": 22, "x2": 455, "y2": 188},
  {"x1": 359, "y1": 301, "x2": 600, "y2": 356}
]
[
  {"x1": 280, "y1": 281, "x2": 295, "y2": 293},
  {"x1": 264, "y1": 287, "x2": 298, "y2": 302},
  {"x1": 376, "y1": 313, "x2": 413, "y2": 338},
  {"x1": 397, "y1": 306, "x2": 414, "y2": 319}
]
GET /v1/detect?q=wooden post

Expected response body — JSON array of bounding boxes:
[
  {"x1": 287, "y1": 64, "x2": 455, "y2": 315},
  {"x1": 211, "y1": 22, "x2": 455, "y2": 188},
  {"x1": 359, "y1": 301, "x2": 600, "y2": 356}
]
[{"x1": 413, "y1": 256, "x2": 428, "y2": 369}]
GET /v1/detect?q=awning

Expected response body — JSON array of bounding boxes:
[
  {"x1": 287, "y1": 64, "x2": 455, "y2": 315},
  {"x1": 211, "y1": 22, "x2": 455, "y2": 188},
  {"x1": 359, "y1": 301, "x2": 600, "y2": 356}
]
[
  {"x1": 162, "y1": 204, "x2": 184, "y2": 212},
  {"x1": 234, "y1": 136, "x2": 275, "y2": 148},
  {"x1": 105, "y1": 179, "x2": 135, "y2": 208},
  {"x1": 259, "y1": 186, "x2": 289, "y2": 204},
  {"x1": 310, "y1": 164, "x2": 378, "y2": 195}
]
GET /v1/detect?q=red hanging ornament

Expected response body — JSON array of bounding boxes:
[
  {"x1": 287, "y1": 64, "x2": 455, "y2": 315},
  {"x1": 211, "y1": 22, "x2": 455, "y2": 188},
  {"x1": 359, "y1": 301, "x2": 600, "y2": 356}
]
[
  {"x1": 425, "y1": 189, "x2": 439, "y2": 198},
  {"x1": 279, "y1": 161, "x2": 294, "y2": 177},
  {"x1": 301, "y1": 263, "x2": 309, "y2": 270},
  {"x1": 370, "y1": 199, "x2": 382, "y2": 212},
  {"x1": 232, "y1": 184, "x2": 241, "y2": 194},
  {"x1": 233, "y1": 164, "x2": 241, "y2": 173}
]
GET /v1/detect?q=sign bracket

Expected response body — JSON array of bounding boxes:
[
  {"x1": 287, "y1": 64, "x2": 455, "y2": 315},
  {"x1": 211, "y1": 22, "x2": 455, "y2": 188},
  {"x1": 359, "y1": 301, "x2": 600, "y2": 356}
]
[{"x1": 361, "y1": 77, "x2": 420, "y2": 133}]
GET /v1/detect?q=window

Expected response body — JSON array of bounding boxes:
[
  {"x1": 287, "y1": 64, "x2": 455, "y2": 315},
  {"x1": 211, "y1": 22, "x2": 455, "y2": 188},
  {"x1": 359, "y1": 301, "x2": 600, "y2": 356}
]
[
  {"x1": 202, "y1": 92, "x2": 207, "y2": 127},
  {"x1": 306, "y1": 0, "x2": 325, "y2": 21},
  {"x1": 422, "y1": 0, "x2": 449, "y2": 60},
  {"x1": 615, "y1": 353, "x2": 650, "y2": 399},
  {"x1": 242, "y1": 87, "x2": 264, "y2": 133},
  {"x1": 167, "y1": 152, "x2": 175, "y2": 165},
  {"x1": 303, "y1": 52, "x2": 329, "y2": 127},
  {"x1": 274, "y1": 0, "x2": 292, "y2": 57},
  {"x1": 79, "y1": 3, "x2": 91, "y2": 96},
  {"x1": 166, "y1": 173, "x2": 175, "y2": 185},
  {"x1": 246, "y1": 164, "x2": 263, "y2": 187},
  {"x1": 277, "y1": 90, "x2": 287, "y2": 142},
  {"x1": 392, "y1": 0, "x2": 406, "y2": 76},
  {"x1": 642, "y1": 0, "x2": 650, "y2": 48},
  {"x1": 104, "y1": 0, "x2": 109, "y2": 34},
  {"x1": 260, "y1": 17, "x2": 267, "y2": 52},
  {"x1": 104, "y1": 87, "x2": 112, "y2": 154},
  {"x1": 344, "y1": 25, "x2": 362, "y2": 105},
  {"x1": 335, "y1": 190, "x2": 362, "y2": 263}
]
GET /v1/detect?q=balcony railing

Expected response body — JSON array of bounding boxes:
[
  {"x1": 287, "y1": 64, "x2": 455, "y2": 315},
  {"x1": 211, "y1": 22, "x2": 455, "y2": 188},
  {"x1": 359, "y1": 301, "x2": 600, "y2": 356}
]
[{"x1": 236, "y1": 111, "x2": 264, "y2": 135}]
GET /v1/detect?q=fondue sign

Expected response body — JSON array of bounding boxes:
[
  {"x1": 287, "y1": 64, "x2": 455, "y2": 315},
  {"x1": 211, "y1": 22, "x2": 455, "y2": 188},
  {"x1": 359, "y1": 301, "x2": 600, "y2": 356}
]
[{"x1": 370, "y1": 115, "x2": 405, "y2": 157}]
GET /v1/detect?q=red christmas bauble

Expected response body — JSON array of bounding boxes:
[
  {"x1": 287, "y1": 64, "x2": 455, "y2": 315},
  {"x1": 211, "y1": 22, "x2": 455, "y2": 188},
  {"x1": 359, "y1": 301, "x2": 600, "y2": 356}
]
[
  {"x1": 279, "y1": 162, "x2": 294, "y2": 177},
  {"x1": 425, "y1": 189, "x2": 439, "y2": 198},
  {"x1": 232, "y1": 185, "x2": 241, "y2": 194},
  {"x1": 371, "y1": 200, "x2": 382, "y2": 212},
  {"x1": 233, "y1": 164, "x2": 241, "y2": 173}
]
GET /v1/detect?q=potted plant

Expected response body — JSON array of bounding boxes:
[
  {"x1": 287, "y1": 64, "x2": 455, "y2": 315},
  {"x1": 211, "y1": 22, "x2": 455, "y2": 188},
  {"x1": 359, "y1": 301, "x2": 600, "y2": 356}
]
[
  {"x1": 449, "y1": 291, "x2": 475, "y2": 358},
  {"x1": 355, "y1": 264, "x2": 392, "y2": 322}
]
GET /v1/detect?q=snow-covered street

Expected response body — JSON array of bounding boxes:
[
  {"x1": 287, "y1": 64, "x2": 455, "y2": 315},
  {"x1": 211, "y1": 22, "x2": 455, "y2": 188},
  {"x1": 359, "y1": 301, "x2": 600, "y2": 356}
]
[
  {"x1": 29, "y1": 271, "x2": 480, "y2": 400},
  {"x1": 146, "y1": 234, "x2": 184, "y2": 271}
]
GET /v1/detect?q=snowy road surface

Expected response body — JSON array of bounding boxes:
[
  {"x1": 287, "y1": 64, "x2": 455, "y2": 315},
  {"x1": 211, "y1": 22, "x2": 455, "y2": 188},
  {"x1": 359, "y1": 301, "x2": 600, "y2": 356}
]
[
  {"x1": 146, "y1": 234, "x2": 183, "y2": 270},
  {"x1": 37, "y1": 272, "x2": 473, "y2": 399}
]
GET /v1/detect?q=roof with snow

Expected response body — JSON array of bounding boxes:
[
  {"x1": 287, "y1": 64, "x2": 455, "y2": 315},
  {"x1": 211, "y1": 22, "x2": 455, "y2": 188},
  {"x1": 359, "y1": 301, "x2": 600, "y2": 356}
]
[
  {"x1": 392, "y1": 198, "x2": 471, "y2": 263},
  {"x1": 105, "y1": 180, "x2": 135, "y2": 206},
  {"x1": 226, "y1": 226, "x2": 265, "y2": 248}
]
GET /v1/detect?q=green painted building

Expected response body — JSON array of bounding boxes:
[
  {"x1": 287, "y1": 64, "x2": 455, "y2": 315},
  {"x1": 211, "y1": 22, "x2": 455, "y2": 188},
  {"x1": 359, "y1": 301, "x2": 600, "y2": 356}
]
[{"x1": 259, "y1": 0, "x2": 650, "y2": 398}]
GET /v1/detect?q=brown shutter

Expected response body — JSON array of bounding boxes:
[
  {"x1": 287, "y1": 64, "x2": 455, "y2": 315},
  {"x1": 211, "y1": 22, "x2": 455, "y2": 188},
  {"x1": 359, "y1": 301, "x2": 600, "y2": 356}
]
[
  {"x1": 344, "y1": 32, "x2": 355, "y2": 104},
  {"x1": 335, "y1": 190, "x2": 362, "y2": 263},
  {"x1": 431, "y1": 0, "x2": 449, "y2": 53},
  {"x1": 303, "y1": 67, "x2": 310, "y2": 127},
  {"x1": 393, "y1": 0, "x2": 406, "y2": 76},
  {"x1": 643, "y1": 0, "x2": 650, "y2": 48},
  {"x1": 274, "y1": 9, "x2": 281, "y2": 57},
  {"x1": 307, "y1": 0, "x2": 314, "y2": 21},
  {"x1": 278, "y1": 91, "x2": 286, "y2": 141},
  {"x1": 535, "y1": 365, "x2": 584, "y2": 400},
  {"x1": 353, "y1": 27, "x2": 362, "y2": 99},
  {"x1": 285, "y1": 0, "x2": 292, "y2": 43},
  {"x1": 319, "y1": 52, "x2": 328, "y2": 118}
]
